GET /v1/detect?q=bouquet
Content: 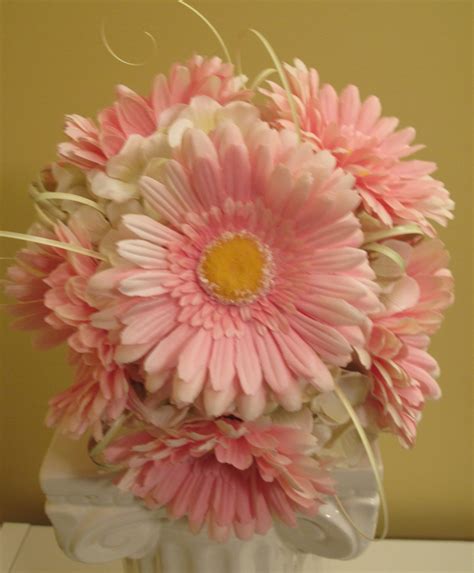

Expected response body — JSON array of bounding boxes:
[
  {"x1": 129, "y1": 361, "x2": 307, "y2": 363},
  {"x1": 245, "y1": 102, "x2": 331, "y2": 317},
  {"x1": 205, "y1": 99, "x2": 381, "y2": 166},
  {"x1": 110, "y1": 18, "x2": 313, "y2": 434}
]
[{"x1": 2, "y1": 6, "x2": 454, "y2": 543}]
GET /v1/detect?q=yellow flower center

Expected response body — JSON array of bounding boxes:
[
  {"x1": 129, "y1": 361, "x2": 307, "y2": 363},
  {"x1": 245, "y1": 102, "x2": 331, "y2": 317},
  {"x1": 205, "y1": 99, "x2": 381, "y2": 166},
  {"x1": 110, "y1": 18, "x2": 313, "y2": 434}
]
[{"x1": 198, "y1": 232, "x2": 274, "y2": 304}]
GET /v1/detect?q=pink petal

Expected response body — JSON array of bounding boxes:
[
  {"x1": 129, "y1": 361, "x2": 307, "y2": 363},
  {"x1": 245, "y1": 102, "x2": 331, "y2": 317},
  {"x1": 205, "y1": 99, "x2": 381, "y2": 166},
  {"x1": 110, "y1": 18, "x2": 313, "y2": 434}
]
[
  {"x1": 122, "y1": 213, "x2": 181, "y2": 245},
  {"x1": 177, "y1": 328, "x2": 213, "y2": 385},
  {"x1": 290, "y1": 313, "x2": 352, "y2": 364},
  {"x1": 298, "y1": 295, "x2": 364, "y2": 326},
  {"x1": 215, "y1": 439, "x2": 253, "y2": 470},
  {"x1": 144, "y1": 324, "x2": 194, "y2": 375},
  {"x1": 151, "y1": 73, "x2": 171, "y2": 116},
  {"x1": 384, "y1": 276, "x2": 420, "y2": 314},
  {"x1": 252, "y1": 330, "x2": 292, "y2": 392},
  {"x1": 203, "y1": 383, "x2": 237, "y2": 417},
  {"x1": 172, "y1": 371, "x2": 206, "y2": 405},
  {"x1": 163, "y1": 160, "x2": 202, "y2": 212},
  {"x1": 314, "y1": 247, "x2": 369, "y2": 272},
  {"x1": 140, "y1": 177, "x2": 186, "y2": 226},
  {"x1": 209, "y1": 336, "x2": 235, "y2": 391},
  {"x1": 235, "y1": 325, "x2": 263, "y2": 395},
  {"x1": 119, "y1": 270, "x2": 171, "y2": 297},
  {"x1": 121, "y1": 302, "x2": 177, "y2": 344},
  {"x1": 115, "y1": 85, "x2": 155, "y2": 136},
  {"x1": 319, "y1": 84, "x2": 338, "y2": 124},
  {"x1": 356, "y1": 95, "x2": 381, "y2": 132},
  {"x1": 338, "y1": 85, "x2": 361, "y2": 126},
  {"x1": 236, "y1": 387, "x2": 266, "y2": 420},
  {"x1": 191, "y1": 157, "x2": 223, "y2": 208},
  {"x1": 272, "y1": 329, "x2": 333, "y2": 388},
  {"x1": 117, "y1": 239, "x2": 167, "y2": 269}
]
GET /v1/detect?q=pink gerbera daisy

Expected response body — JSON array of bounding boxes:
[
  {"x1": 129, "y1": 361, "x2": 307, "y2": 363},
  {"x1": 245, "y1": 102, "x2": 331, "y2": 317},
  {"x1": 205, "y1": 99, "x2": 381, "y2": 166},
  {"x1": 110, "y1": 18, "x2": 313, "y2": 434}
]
[
  {"x1": 368, "y1": 329, "x2": 440, "y2": 447},
  {"x1": 42, "y1": 222, "x2": 99, "y2": 330},
  {"x1": 104, "y1": 416, "x2": 334, "y2": 541},
  {"x1": 92, "y1": 104, "x2": 380, "y2": 418},
  {"x1": 262, "y1": 60, "x2": 453, "y2": 235},
  {"x1": 46, "y1": 326, "x2": 130, "y2": 440},
  {"x1": 367, "y1": 239, "x2": 453, "y2": 446},
  {"x1": 58, "y1": 55, "x2": 251, "y2": 170},
  {"x1": 3, "y1": 222, "x2": 96, "y2": 349},
  {"x1": 4, "y1": 220, "x2": 132, "y2": 438}
]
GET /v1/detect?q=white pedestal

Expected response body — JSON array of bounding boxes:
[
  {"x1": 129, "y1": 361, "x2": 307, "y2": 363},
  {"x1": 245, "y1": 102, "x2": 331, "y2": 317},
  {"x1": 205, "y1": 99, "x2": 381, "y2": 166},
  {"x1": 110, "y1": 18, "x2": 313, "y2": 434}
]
[{"x1": 40, "y1": 432, "x2": 380, "y2": 573}]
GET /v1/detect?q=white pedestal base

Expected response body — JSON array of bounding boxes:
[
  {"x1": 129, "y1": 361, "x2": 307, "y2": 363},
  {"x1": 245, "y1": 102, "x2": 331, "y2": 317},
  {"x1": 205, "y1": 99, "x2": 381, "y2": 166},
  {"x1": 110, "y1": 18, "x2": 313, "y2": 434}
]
[{"x1": 40, "y1": 432, "x2": 381, "y2": 573}]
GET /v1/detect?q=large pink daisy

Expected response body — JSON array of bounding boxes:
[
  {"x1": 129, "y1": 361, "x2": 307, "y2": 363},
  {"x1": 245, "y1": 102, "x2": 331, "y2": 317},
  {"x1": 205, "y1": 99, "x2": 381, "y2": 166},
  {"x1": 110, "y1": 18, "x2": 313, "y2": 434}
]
[
  {"x1": 262, "y1": 60, "x2": 454, "y2": 235},
  {"x1": 105, "y1": 416, "x2": 334, "y2": 541},
  {"x1": 367, "y1": 239, "x2": 453, "y2": 446},
  {"x1": 94, "y1": 107, "x2": 380, "y2": 418},
  {"x1": 58, "y1": 55, "x2": 251, "y2": 170}
]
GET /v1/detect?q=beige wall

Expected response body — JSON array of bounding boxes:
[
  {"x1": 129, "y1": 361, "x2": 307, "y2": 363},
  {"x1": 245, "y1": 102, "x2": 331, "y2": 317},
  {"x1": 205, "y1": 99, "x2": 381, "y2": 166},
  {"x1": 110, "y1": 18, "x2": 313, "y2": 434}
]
[{"x1": 1, "y1": 0, "x2": 472, "y2": 539}]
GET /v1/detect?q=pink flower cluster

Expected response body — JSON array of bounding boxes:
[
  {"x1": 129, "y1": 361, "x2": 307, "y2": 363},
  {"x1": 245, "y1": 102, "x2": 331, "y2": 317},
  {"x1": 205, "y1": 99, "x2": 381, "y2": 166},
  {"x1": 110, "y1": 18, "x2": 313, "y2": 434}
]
[
  {"x1": 105, "y1": 417, "x2": 333, "y2": 541},
  {"x1": 3, "y1": 53, "x2": 453, "y2": 539}
]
